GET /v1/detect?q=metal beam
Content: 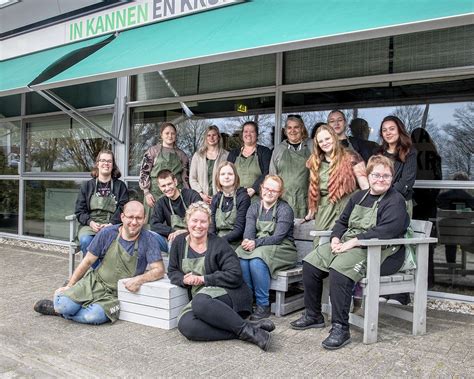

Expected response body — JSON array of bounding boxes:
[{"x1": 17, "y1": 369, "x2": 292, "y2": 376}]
[{"x1": 30, "y1": 88, "x2": 124, "y2": 144}]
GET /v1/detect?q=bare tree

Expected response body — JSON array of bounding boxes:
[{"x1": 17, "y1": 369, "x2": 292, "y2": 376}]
[{"x1": 392, "y1": 105, "x2": 434, "y2": 134}]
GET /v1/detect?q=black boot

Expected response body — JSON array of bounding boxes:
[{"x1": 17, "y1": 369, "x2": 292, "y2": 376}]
[
  {"x1": 249, "y1": 318, "x2": 275, "y2": 332},
  {"x1": 321, "y1": 323, "x2": 351, "y2": 350},
  {"x1": 249, "y1": 305, "x2": 271, "y2": 321},
  {"x1": 238, "y1": 323, "x2": 271, "y2": 351},
  {"x1": 34, "y1": 299, "x2": 59, "y2": 316},
  {"x1": 290, "y1": 311, "x2": 325, "y2": 330}
]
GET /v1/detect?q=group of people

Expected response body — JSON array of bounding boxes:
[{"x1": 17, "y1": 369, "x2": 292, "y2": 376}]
[{"x1": 34, "y1": 109, "x2": 419, "y2": 351}]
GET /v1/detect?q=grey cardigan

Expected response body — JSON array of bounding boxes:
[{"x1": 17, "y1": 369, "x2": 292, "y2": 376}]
[{"x1": 189, "y1": 148, "x2": 229, "y2": 195}]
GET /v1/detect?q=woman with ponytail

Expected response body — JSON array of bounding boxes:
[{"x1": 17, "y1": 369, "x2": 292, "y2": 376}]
[{"x1": 305, "y1": 125, "x2": 369, "y2": 244}]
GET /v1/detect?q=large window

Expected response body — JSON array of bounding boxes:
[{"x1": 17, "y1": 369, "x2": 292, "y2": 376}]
[
  {"x1": 25, "y1": 114, "x2": 112, "y2": 173},
  {"x1": 0, "y1": 180, "x2": 18, "y2": 233},
  {"x1": 24, "y1": 180, "x2": 81, "y2": 240},
  {"x1": 0, "y1": 120, "x2": 20, "y2": 175},
  {"x1": 128, "y1": 95, "x2": 276, "y2": 176}
]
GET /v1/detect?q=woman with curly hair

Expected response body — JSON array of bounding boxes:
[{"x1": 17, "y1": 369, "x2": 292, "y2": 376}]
[{"x1": 305, "y1": 125, "x2": 369, "y2": 243}]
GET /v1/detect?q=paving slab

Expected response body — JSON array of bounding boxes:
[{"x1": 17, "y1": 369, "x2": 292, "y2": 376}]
[{"x1": 1, "y1": 244, "x2": 473, "y2": 378}]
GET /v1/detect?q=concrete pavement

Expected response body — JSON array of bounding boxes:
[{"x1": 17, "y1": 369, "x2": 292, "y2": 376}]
[{"x1": 1, "y1": 244, "x2": 473, "y2": 378}]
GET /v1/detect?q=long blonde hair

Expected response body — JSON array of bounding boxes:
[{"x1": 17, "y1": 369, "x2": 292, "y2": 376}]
[
  {"x1": 307, "y1": 124, "x2": 356, "y2": 211},
  {"x1": 198, "y1": 125, "x2": 223, "y2": 156}
]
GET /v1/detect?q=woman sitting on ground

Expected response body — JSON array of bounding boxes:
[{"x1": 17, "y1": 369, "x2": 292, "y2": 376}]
[
  {"x1": 168, "y1": 202, "x2": 275, "y2": 351},
  {"x1": 209, "y1": 161, "x2": 251, "y2": 248},
  {"x1": 235, "y1": 175, "x2": 297, "y2": 320},
  {"x1": 290, "y1": 155, "x2": 409, "y2": 350}
]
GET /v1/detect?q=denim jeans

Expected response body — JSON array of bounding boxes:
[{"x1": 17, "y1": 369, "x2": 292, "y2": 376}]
[
  {"x1": 239, "y1": 258, "x2": 271, "y2": 306},
  {"x1": 54, "y1": 293, "x2": 109, "y2": 325},
  {"x1": 79, "y1": 234, "x2": 100, "y2": 269},
  {"x1": 149, "y1": 231, "x2": 169, "y2": 253}
]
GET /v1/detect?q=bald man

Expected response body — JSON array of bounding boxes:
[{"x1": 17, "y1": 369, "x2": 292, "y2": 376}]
[{"x1": 34, "y1": 201, "x2": 165, "y2": 324}]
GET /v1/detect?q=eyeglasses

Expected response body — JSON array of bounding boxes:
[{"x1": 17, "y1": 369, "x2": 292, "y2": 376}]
[
  {"x1": 287, "y1": 114, "x2": 302, "y2": 120},
  {"x1": 123, "y1": 214, "x2": 144, "y2": 222},
  {"x1": 262, "y1": 186, "x2": 281, "y2": 195},
  {"x1": 370, "y1": 173, "x2": 393, "y2": 181},
  {"x1": 98, "y1": 159, "x2": 113, "y2": 164}
]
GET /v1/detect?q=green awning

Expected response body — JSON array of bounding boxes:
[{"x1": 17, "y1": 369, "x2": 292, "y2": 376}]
[
  {"x1": 13, "y1": 0, "x2": 474, "y2": 92},
  {"x1": 0, "y1": 34, "x2": 113, "y2": 96}
]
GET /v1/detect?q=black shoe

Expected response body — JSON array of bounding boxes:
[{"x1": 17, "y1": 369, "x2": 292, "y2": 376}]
[
  {"x1": 249, "y1": 318, "x2": 276, "y2": 332},
  {"x1": 290, "y1": 312, "x2": 325, "y2": 330},
  {"x1": 249, "y1": 305, "x2": 271, "y2": 321},
  {"x1": 34, "y1": 299, "x2": 59, "y2": 316},
  {"x1": 321, "y1": 323, "x2": 351, "y2": 350},
  {"x1": 238, "y1": 323, "x2": 271, "y2": 351}
]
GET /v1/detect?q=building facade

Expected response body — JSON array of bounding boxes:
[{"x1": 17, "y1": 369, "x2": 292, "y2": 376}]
[{"x1": 1, "y1": 0, "x2": 473, "y2": 299}]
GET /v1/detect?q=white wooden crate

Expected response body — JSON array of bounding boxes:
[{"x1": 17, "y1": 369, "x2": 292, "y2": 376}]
[{"x1": 118, "y1": 277, "x2": 188, "y2": 330}]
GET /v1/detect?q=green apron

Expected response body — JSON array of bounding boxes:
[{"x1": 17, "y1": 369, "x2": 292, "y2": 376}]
[
  {"x1": 304, "y1": 190, "x2": 400, "y2": 282},
  {"x1": 235, "y1": 201, "x2": 297, "y2": 278},
  {"x1": 207, "y1": 158, "x2": 215, "y2": 196},
  {"x1": 78, "y1": 180, "x2": 117, "y2": 239},
  {"x1": 63, "y1": 231, "x2": 139, "y2": 322},
  {"x1": 178, "y1": 240, "x2": 227, "y2": 320},
  {"x1": 215, "y1": 193, "x2": 240, "y2": 249},
  {"x1": 313, "y1": 162, "x2": 352, "y2": 247},
  {"x1": 278, "y1": 143, "x2": 311, "y2": 218},
  {"x1": 235, "y1": 149, "x2": 261, "y2": 201},
  {"x1": 169, "y1": 193, "x2": 188, "y2": 230},
  {"x1": 144, "y1": 147, "x2": 184, "y2": 219}
]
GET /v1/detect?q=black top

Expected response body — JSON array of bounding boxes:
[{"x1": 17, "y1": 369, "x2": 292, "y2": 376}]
[
  {"x1": 74, "y1": 178, "x2": 129, "y2": 226},
  {"x1": 150, "y1": 188, "x2": 201, "y2": 237},
  {"x1": 382, "y1": 148, "x2": 417, "y2": 201},
  {"x1": 341, "y1": 136, "x2": 378, "y2": 162},
  {"x1": 227, "y1": 144, "x2": 272, "y2": 194},
  {"x1": 243, "y1": 200, "x2": 295, "y2": 247},
  {"x1": 168, "y1": 233, "x2": 253, "y2": 316},
  {"x1": 209, "y1": 187, "x2": 251, "y2": 243},
  {"x1": 331, "y1": 187, "x2": 409, "y2": 241}
]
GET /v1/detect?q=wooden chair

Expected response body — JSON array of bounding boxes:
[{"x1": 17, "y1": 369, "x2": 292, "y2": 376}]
[
  {"x1": 65, "y1": 214, "x2": 81, "y2": 277},
  {"x1": 319, "y1": 219, "x2": 437, "y2": 344}
]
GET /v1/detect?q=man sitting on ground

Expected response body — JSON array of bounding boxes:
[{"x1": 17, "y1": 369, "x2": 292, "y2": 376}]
[
  {"x1": 34, "y1": 201, "x2": 165, "y2": 324},
  {"x1": 150, "y1": 169, "x2": 201, "y2": 243}
]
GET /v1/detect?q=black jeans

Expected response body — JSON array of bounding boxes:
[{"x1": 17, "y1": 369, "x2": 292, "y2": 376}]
[
  {"x1": 178, "y1": 293, "x2": 246, "y2": 341},
  {"x1": 302, "y1": 246, "x2": 405, "y2": 327}
]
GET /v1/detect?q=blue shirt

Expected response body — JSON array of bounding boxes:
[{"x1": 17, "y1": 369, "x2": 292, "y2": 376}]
[{"x1": 88, "y1": 224, "x2": 162, "y2": 276}]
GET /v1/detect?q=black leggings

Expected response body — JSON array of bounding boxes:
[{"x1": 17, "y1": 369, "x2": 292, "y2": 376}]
[
  {"x1": 178, "y1": 294, "x2": 246, "y2": 341},
  {"x1": 302, "y1": 246, "x2": 405, "y2": 327}
]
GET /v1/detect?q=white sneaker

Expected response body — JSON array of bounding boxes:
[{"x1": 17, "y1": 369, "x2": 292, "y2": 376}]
[
  {"x1": 379, "y1": 297, "x2": 387, "y2": 303},
  {"x1": 387, "y1": 299, "x2": 403, "y2": 305}
]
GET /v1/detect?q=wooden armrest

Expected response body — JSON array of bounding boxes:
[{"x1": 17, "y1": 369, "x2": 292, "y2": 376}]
[
  {"x1": 65, "y1": 214, "x2": 76, "y2": 221},
  {"x1": 309, "y1": 231, "x2": 332, "y2": 237},
  {"x1": 358, "y1": 237, "x2": 437, "y2": 246}
]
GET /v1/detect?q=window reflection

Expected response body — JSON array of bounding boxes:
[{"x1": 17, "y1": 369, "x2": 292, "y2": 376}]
[
  {"x1": 24, "y1": 180, "x2": 81, "y2": 239},
  {"x1": 0, "y1": 121, "x2": 20, "y2": 175},
  {"x1": 128, "y1": 96, "x2": 275, "y2": 176},
  {"x1": 25, "y1": 115, "x2": 112, "y2": 173},
  {"x1": 0, "y1": 180, "x2": 18, "y2": 233}
]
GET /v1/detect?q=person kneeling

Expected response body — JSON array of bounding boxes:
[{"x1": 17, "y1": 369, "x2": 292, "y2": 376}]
[
  {"x1": 34, "y1": 201, "x2": 165, "y2": 324},
  {"x1": 290, "y1": 155, "x2": 409, "y2": 349},
  {"x1": 168, "y1": 201, "x2": 274, "y2": 351}
]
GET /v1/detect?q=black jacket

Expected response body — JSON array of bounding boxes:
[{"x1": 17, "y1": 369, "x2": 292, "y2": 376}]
[
  {"x1": 345, "y1": 136, "x2": 379, "y2": 162},
  {"x1": 227, "y1": 144, "x2": 272, "y2": 194},
  {"x1": 74, "y1": 178, "x2": 129, "y2": 226},
  {"x1": 382, "y1": 148, "x2": 417, "y2": 201},
  {"x1": 150, "y1": 188, "x2": 201, "y2": 237},
  {"x1": 168, "y1": 233, "x2": 253, "y2": 315}
]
